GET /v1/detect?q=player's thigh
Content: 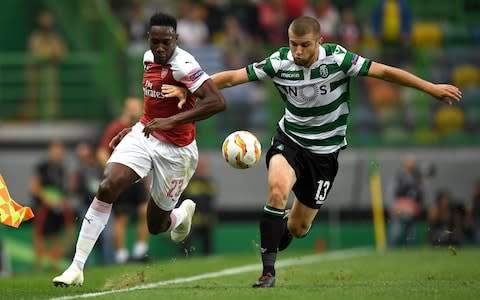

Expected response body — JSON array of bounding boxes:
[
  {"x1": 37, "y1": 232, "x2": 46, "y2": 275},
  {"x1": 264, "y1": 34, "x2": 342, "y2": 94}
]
[
  {"x1": 289, "y1": 198, "x2": 318, "y2": 236},
  {"x1": 150, "y1": 139, "x2": 198, "y2": 211},
  {"x1": 107, "y1": 123, "x2": 153, "y2": 181}
]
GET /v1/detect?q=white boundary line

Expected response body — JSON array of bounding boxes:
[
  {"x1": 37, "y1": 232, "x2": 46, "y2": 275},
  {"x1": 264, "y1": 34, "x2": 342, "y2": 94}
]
[{"x1": 51, "y1": 248, "x2": 372, "y2": 300}]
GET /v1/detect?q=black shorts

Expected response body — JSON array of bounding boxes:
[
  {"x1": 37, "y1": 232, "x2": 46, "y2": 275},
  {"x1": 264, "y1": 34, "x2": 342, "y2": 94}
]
[
  {"x1": 265, "y1": 128, "x2": 340, "y2": 209},
  {"x1": 113, "y1": 179, "x2": 148, "y2": 215}
]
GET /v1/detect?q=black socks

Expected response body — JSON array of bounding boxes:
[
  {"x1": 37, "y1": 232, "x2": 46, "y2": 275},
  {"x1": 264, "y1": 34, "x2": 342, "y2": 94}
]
[{"x1": 259, "y1": 205, "x2": 285, "y2": 276}]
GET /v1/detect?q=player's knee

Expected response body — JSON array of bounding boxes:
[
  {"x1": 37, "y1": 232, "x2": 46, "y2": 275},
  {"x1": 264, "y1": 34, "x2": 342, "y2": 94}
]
[
  {"x1": 268, "y1": 185, "x2": 288, "y2": 207},
  {"x1": 288, "y1": 222, "x2": 310, "y2": 238},
  {"x1": 97, "y1": 178, "x2": 120, "y2": 203}
]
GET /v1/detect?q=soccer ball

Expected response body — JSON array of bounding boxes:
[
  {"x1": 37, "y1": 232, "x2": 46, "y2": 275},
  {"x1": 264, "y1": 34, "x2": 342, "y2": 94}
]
[{"x1": 222, "y1": 130, "x2": 261, "y2": 169}]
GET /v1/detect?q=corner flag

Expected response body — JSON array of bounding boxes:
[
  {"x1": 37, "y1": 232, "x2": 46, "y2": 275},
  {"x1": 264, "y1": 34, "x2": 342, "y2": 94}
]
[
  {"x1": 0, "y1": 174, "x2": 34, "y2": 228},
  {"x1": 369, "y1": 153, "x2": 386, "y2": 251}
]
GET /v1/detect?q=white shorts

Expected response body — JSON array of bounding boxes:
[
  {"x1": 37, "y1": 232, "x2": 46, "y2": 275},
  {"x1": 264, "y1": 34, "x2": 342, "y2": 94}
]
[{"x1": 107, "y1": 122, "x2": 198, "y2": 211}]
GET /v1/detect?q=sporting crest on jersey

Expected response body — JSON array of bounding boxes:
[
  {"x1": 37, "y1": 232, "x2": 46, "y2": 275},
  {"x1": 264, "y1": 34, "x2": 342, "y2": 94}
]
[
  {"x1": 319, "y1": 64, "x2": 329, "y2": 78},
  {"x1": 159, "y1": 67, "x2": 169, "y2": 80}
]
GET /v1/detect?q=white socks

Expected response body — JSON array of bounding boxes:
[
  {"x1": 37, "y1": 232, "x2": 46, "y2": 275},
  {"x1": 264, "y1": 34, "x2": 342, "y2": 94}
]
[
  {"x1": 73, "y1": 198, "x2": 112, "y2": 270},
  {"x1": 167, "y1": 206, "x2": 188, "y2": 232},
  {"x1": 133, "y1": 241, "x2": 148, "y2": 259},
  {"x1": 116, "y1": 241, "x2": 148, "y2": 263},
  {"x1": 115, "y1": 248, "x2": 129, "y2": 263}
]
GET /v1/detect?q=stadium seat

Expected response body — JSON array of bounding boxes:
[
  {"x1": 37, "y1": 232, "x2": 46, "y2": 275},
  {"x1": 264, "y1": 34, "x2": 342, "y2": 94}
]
[
  {"x1": 381, "y1": 126, "x2": 410, "y2": 145},
  {"x1": 442, "y1": 23, "x2": 471, "y2": 45},
  {"x1": 413, "y1": 128, "x2": 439, "y2": 145},
  {"x1": 452, "y1": 65, "x2": 480, "y2": 89},
  {"x1": 461, "y1": 89, "x2": 480, "y2": 133},
  {"x1": 434, "y1": 106, "x2": 465, "y2": 136},
  {"x1": 412, "y1": 22, "x2": 442, "y2": 48}
]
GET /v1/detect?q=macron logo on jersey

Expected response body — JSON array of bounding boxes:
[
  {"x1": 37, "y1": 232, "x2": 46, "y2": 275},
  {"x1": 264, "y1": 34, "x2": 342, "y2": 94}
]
[{"x1": 143, "y1": 80, "x2": 165, "y2": 99}]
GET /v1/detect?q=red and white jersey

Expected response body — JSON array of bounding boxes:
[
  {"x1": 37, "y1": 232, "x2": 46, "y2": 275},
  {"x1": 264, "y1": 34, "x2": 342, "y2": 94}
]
[{"x1": 140, "y1": 47, "x2": 210, "y2": 146}]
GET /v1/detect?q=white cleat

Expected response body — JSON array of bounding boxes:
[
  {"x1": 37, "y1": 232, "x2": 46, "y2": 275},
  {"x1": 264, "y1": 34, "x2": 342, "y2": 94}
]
[
  {"x1": 52, "y1": 263, "x2": 84, "y2": 287},
  {"x1": 171, "y1": 199, "x2": 196, "y2": 243}
]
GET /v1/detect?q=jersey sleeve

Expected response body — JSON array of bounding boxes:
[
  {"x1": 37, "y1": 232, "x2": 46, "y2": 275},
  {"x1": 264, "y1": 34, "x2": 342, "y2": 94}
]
[
  {"x1": 172, "y1": 52, "x2": 210, "y2": 94},
  {"x1": 332, "y1": 44, "x2": 371, "y2": 77},
  {"x1": 143, "y1": 50, "x2": 154, "y2": 68},
  {"x1": 246, "y1": 49, "x2": 283, "y2": 81}
]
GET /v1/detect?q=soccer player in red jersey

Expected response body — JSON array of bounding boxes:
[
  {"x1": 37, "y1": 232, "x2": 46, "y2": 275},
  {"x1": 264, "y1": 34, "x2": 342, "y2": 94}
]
[{"x1": 53, "y1": 12, "x2": 225, "y2": 286}]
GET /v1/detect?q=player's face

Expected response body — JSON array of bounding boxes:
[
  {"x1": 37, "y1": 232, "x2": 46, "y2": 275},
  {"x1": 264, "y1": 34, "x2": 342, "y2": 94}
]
[
  {"x1": 148, "y1": 26, "x2": 178, "y2": 65},
  {"x1": 288, "y1": 31, "x2": 321, "y2": 67}
]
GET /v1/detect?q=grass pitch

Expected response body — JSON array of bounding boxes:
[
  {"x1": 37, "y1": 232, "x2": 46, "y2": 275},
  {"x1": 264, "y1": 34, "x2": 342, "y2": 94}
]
[{"x1": 0, "y1": 247, "x2": 479, "y2": 300}]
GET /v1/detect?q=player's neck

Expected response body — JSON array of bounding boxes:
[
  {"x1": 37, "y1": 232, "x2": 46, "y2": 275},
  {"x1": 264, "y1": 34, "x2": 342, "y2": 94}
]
[{"x1": 304, "y1": 49, "x2": 320, "y2": 68}]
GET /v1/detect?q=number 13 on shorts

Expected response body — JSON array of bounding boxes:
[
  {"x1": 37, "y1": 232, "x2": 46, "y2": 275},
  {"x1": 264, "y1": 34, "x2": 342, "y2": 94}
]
[{"x1": 315, "y1": 180, "x2": 331, "y2": 205}]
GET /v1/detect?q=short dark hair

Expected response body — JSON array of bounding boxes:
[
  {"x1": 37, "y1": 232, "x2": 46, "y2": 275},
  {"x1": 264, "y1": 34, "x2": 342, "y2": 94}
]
[
  {"x1": 289, "y1": 16, "x2": 320, "y2": 38},
  {"x1": 149, "y1": 12, "x2": 177, "y2": 31}
]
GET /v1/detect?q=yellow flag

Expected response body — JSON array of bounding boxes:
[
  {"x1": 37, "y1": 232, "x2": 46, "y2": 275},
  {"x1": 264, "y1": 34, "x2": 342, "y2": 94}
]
[{"x1": 0, "y1": 174, "x2": 34, "y2": 228}]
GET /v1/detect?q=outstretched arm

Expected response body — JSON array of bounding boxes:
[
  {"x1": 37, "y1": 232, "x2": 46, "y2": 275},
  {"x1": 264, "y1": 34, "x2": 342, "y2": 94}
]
[
  {"x1": 210, "y1": 68, "x2": 250, "y2": 89},
  {"x1": 367, "y1": 62, "x2": 462, "y2": 104},
  {"x1": 162, "y1": 68, "x2": 250, "y2": 108}
]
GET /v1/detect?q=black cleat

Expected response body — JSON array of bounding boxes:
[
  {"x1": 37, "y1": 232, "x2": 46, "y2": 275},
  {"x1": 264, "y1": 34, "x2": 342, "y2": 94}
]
[
  {"x1": 252, "y1": 272, "x2": 275, "y2": 288},
  {"x1": 278, "y1": 210, "x2": 293, "y2": 251}
]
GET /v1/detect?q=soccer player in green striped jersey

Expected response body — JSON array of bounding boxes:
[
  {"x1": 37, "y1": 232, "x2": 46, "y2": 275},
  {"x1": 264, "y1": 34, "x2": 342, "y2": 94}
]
[{"x1": 164, "y1": 15, "x2": 461, "y2": 288}]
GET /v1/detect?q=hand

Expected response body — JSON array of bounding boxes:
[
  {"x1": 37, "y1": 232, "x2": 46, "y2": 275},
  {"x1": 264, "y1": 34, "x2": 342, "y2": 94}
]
[
  {"x1": 162, "y1": 84, "x2": 188, "y2": 109},
  {"x1": 429, "y1": 84, "x2": 462, "y2": 105},
  {"x1": 108, "y1": 127, "x2": 132, "y2": 149},
  {"x1": 143, "y1": 118, "x2": 175, "y2": 138}
]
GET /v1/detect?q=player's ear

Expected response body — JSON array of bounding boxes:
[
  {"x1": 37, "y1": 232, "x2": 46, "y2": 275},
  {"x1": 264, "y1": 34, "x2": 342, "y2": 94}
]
[{"x1": 318, "y1": 36, "x2": 324, "y2": 45}]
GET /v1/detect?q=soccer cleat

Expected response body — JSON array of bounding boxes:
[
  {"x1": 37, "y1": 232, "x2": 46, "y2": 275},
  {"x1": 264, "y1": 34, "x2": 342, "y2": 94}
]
[
  {"x1": 52, "y1": 263, "x2": 84, "y2": 287},
  {"x1": 252, "y1": 272, "x2": 275, "y2": 288},
  {"x1": 278, "y1": 210, "x2": 293, "y2": 252},
  {"x1": 171, "y1": 199, "x2": 196, "y2": 243}
]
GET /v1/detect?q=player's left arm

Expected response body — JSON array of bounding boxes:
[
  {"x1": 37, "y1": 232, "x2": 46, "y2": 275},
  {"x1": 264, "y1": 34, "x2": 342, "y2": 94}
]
[
  {"x1": 143, "y1": 79, "x2": 226, "y2": 137},
  {"x1": 367, "y1": 61, "x2": 462, "y2": 104}
]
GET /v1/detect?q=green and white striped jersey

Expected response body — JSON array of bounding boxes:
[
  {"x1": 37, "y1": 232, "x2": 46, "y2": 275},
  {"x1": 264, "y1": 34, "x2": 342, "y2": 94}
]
[{"x1": 246, "y1": 43, "x2": 371, "y2": 154}]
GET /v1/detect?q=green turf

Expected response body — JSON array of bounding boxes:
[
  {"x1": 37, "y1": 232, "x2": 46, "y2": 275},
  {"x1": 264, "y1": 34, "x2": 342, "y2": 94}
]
[{"x1": 0, "y1": 247, "x2": 479, "y2": 300}]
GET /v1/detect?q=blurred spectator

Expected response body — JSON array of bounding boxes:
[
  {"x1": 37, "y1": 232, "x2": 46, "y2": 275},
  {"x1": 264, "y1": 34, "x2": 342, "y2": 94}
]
[
  {"x1": 427, "y1": 190, "x2": 466, "y2": 247},
  {"x1": 123, "y1": 3, "x2": 148, "y2": 56},
  {"x1": 30, "y1": 141, "x2": 74, "y2": 271},
  {"x1": 282, "y1": 0, "x2": 308, "y2": 23},
  {"x1": 372, "y1": 0, "x2": 412, "y2": 65},
  {"x1": 466, "y1": 180, "x2": 480, "y2": 245},
  {"x1": 176, "y1": 1, "x2": 210, "y2": 48},
  {"x1": 97, "y1": 97, "x2": 150, "y2": 263},
  {"x1": 221, "y1": 15, "x2": 252, "y2": 69},
  {"x1": 304, "y1": 0, "x2": 340, "y2": 42},
  {"x1": 23, "y1": 11, "x2": 67, "y2": 120},
  {"x1": 338, "y1": 7, "x2": 361, "y2": 52},
  {"x1": 372, "y1": 0, "x2": 412, "y2": 46},
  {"x1": 257, "y1": 0, "x2": 287, "y2": 46},
  {"x1": 70, "y1": 142, "x2": 114, "y2": 266},
  {"x1": 179, "y1": 154, "x2": 216, "y2": 255},
  {"x1": 388, "y1": 154, "x2": 423, "y2": 248}
]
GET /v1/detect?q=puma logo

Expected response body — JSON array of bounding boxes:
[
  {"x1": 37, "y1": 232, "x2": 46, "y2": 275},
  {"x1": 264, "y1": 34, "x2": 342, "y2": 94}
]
[{"x1": 84, "y1": 217, "x2": 93, "y2": 224}]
